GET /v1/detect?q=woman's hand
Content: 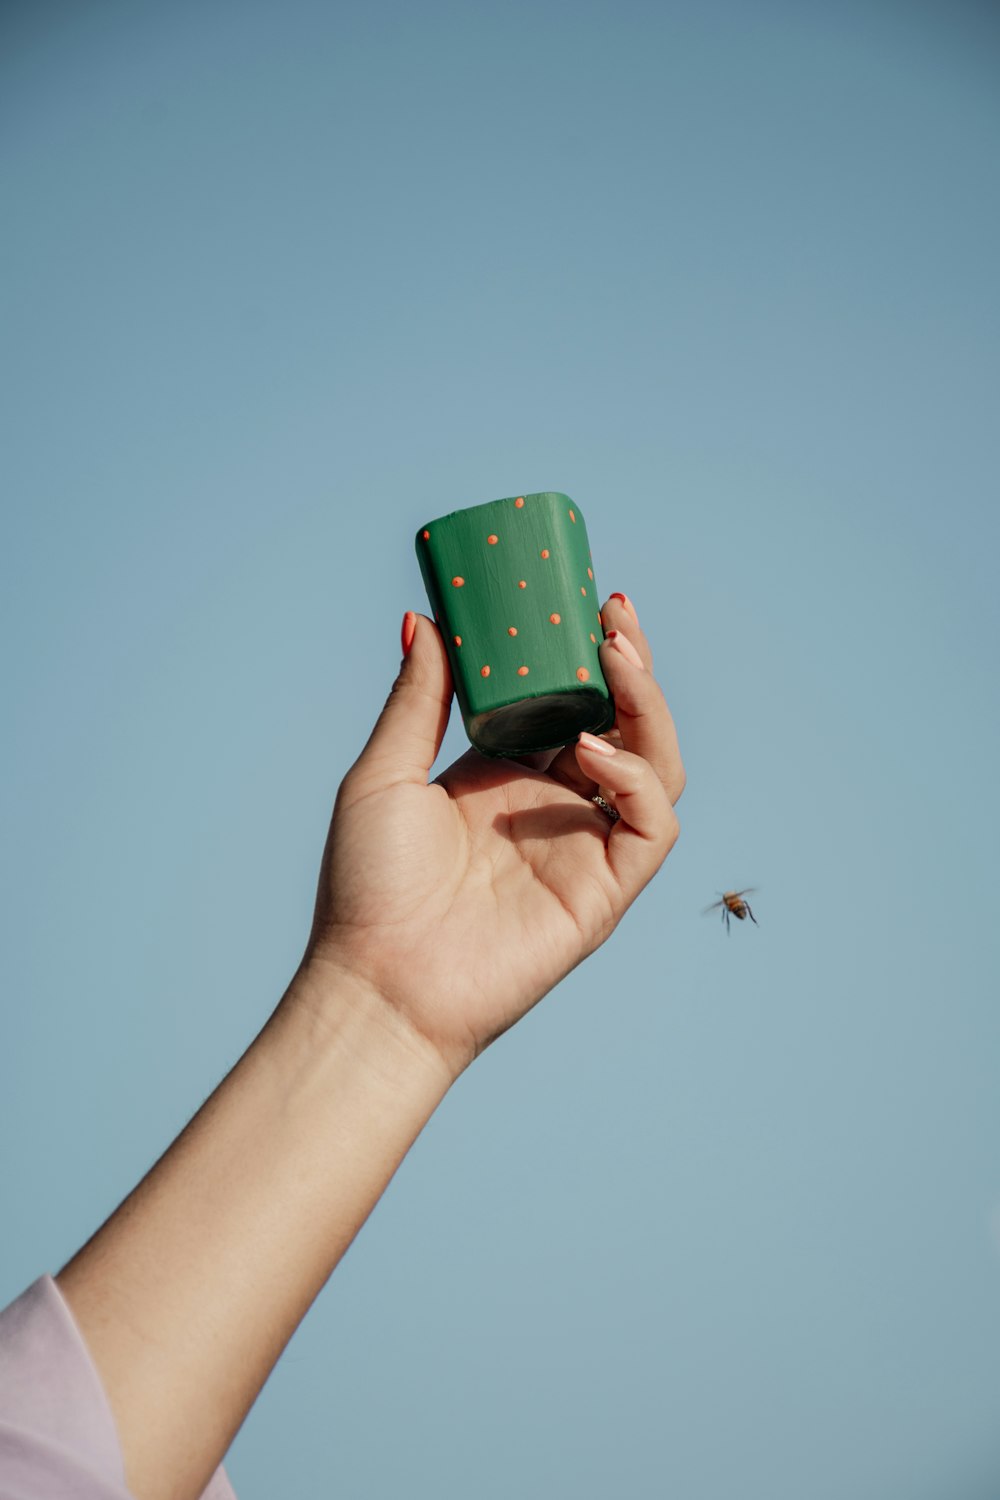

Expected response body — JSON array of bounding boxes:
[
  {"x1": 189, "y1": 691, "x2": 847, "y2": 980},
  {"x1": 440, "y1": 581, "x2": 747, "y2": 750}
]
[
  {"x1": 52, "y1": 592, "x2": 683, "y2": 1500},
  {"x1": 303, "y1": 593, "x2": 685, "y2": 1080}
]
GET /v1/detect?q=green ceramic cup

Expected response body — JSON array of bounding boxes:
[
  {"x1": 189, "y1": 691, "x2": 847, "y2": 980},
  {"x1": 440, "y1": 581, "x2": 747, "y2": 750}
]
[{"x1": 415, "y1": 491, "x2": 615, "y2": 757}]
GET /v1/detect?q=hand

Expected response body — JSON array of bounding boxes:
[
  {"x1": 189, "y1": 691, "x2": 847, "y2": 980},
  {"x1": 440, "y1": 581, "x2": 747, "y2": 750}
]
[
  {"x1": 53, "y1": 594, "x2": 684, "y2": 1500},
  {"x1": 302, "y1": 593, "x2": 685, "y2": 1080}
]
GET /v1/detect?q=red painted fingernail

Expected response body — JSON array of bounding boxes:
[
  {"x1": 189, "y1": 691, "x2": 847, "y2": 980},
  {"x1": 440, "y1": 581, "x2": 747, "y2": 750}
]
[
  {"x1": 401, "y1": 611, "x2": 417, "y2": 656},
  {"x1": 603, "y1": 630, "x2": 644, "y2": 669},
  {"x1": 578, "y1": 730, "x2": 617, "y2": 756},
  {"x1": 608, "y1": 592, "x2": 638, "y2": 624}
]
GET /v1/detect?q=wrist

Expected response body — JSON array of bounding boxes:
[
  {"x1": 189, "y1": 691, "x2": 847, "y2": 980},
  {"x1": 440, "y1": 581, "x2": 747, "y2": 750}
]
[{"x1": 278, "y1": 953, "x2": 458, "y2": 1099}]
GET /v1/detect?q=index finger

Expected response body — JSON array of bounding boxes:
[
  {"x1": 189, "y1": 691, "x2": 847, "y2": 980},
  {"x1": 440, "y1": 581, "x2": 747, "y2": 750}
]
[
  {"x1": 602, "y1": 593, "x2": 654, "y2": 672},
  {"x1": 599, "y1": 629, "x2": 685, "y2": 804},
  {"x1": 543, "y1": 594, "x2": 685, "y2": 805}
]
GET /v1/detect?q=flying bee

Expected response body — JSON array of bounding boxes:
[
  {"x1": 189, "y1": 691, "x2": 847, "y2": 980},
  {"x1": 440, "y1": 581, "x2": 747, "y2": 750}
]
[{"x1": 703, "y1": 889, "x2": 758, "y2": 934}]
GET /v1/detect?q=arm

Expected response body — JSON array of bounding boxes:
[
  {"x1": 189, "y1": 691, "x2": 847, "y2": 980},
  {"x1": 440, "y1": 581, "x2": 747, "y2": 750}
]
[
  {"x1": 56, "y1": 969, "x2": 451, "y2": 1500},
  {"x1": 56, "y1": 593, "x2": 684, "y2": 1500}
]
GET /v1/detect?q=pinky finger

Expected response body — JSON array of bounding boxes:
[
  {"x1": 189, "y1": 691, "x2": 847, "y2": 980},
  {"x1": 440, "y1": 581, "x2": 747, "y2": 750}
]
[{"x1": 575, "y1": 732, "x2": 680, "y2": 897}]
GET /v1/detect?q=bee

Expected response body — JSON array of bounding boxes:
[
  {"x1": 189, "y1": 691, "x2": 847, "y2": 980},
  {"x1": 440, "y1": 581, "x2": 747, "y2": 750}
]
[{"x1": 704, "y1": 889, "x2": 758, "y2": 934}]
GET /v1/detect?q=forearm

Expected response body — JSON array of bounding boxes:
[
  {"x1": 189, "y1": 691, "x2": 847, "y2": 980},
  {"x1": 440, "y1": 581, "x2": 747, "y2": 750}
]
[{"x1": 56, "y1": 963, "x2": 453, "y2": 1500}]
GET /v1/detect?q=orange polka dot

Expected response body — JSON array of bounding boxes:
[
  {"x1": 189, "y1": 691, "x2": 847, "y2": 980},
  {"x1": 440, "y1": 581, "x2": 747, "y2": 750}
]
[
  {"x1": 590, "y1": 632, "x2": 597, "y2": 643},
  {"x1": 517, "y1": 665, "x2": 529, "y2": 676},
  {"x1": 569, "y1": 509, "x2": 576, "y2": 522},
  {"x1": 540, "y1": 549, "x2": 550, "y2": 559},
  {"x1": 518, "y1": 579, "x2": 527, "y2": 589},
  {"x1": 581, "y1": 586, "x2": 587, "y2": 596},
  {"x1": 422, "y1": 529, "x2": 430, "y2": 540},
  {"x1": 587, "y1": 567, "x2": 593, "y2": 579},
  {"x1": 514, "y1": 497, "x2": 525, "y2": 508},
  {"x1": 549, "y1": 613, "x2": 561, "y2": 625},
  {"x1": 576, "y1": 667, "x2": 590, "y2": 682},
  {"x1": 454, "y1": 635, "x2": 462, "y2": 646},
  {"x1": 452, "y1": 576, "x2": 464, "y2": 587},
  {"x1": 508, "y1": 626, "x2": 517, "y2": 636},
  {"x1": 481, "y1": 665, "x2": 490, "y2": 677},
  {"x1": 597, "y1": 611, "x2": 603, "y2": 626},
  {"x1": 487, "y1": 534, "x2": 498, "y2": 545}
]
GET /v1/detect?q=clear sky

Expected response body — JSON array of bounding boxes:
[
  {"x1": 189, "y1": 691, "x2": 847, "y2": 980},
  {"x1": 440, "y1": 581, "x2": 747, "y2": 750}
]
[{"x1": 2, "y1": 2, "x2": 999, "y2": 1496}]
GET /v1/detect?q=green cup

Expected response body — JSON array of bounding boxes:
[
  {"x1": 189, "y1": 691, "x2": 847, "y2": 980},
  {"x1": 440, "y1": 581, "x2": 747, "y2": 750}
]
[{"x1": 415, "y1": 491, "x2": 615, "y2": 757}]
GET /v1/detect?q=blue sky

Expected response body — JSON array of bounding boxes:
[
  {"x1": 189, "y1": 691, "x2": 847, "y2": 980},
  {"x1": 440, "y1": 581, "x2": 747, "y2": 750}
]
[{"x1": 2, "y1": 3, "x2": 999, "y2": 1496}]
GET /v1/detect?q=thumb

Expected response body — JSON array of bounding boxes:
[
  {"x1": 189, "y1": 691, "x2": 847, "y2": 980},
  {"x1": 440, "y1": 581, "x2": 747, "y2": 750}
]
[{"x1": 351, "y1": 612, "x2": 454, "y2": 789}]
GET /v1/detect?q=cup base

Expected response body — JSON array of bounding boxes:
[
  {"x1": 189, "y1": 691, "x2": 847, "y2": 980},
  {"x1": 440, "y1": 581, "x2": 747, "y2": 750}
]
[{"x1": 469, "y1": 688, "x2": 615, "y2": 758}]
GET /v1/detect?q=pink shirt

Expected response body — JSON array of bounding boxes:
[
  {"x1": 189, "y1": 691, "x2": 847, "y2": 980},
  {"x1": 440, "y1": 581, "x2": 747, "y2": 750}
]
[{"x1": 0, "y1": 1276, "x2": 236, "y2": 1500}]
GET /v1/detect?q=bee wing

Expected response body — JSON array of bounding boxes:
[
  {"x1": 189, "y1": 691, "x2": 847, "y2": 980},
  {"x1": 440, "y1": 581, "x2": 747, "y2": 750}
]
[{"x1": 702, "y1": 899, "x2": 725, "y2": 914}]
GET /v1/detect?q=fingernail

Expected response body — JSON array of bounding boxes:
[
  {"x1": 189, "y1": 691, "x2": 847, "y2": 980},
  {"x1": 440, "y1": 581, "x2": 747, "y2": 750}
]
[
  {"x1": 608, "y1": 592, "x2": 638, "y2": 624},
  {"x1": 401, "y1": 611, "x2": 417, "y2": 657},
  {"x1": 603, "y1": 629, "x2": 644, "y2": 670},
  {"x1": 578, "y1": 730, "x2": 617, "y2": 756}
]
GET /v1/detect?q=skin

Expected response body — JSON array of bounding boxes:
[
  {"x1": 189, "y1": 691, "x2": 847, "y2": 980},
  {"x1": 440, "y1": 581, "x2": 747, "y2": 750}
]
[{"x1": 56, "y1": 593, "x2": 684, "y2": 1500}]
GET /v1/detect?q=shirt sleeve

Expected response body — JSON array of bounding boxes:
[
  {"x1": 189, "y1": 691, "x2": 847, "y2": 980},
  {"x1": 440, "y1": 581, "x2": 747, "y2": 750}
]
[{"x1": 0, "y1": 1275, "x2": 237, "y2": 1500}]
